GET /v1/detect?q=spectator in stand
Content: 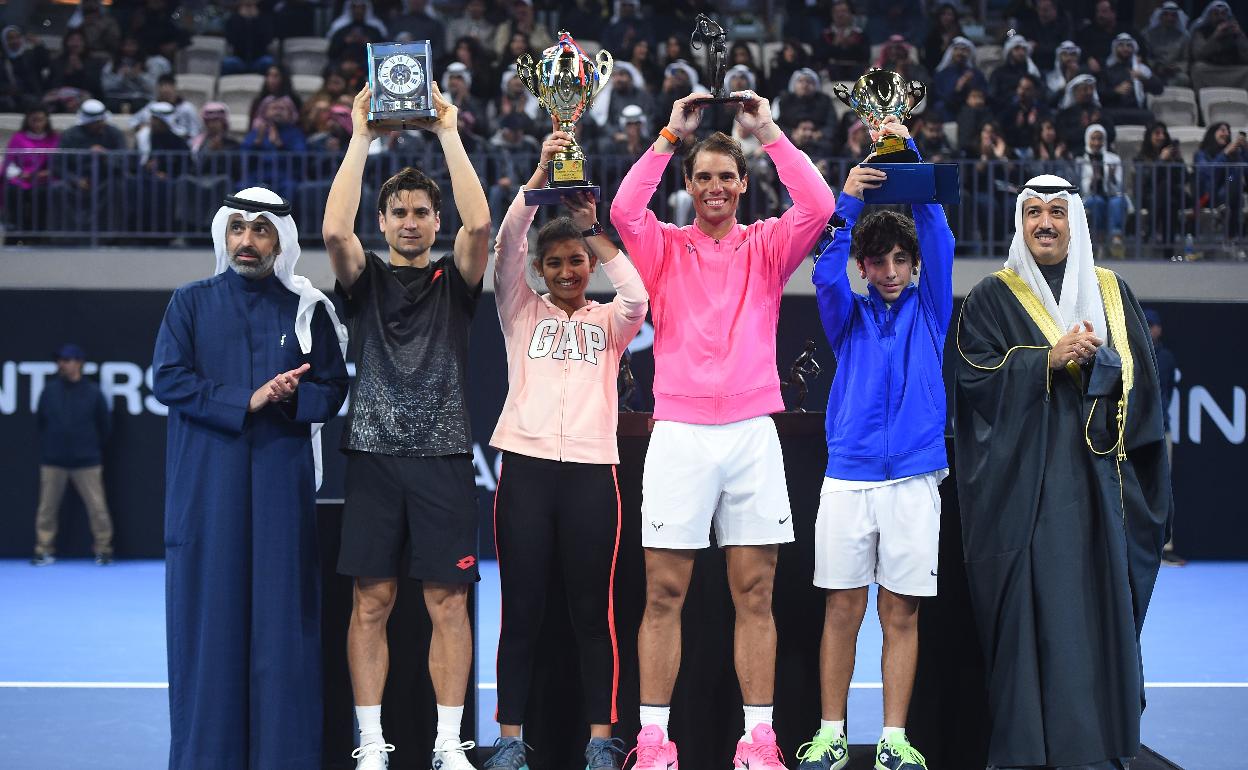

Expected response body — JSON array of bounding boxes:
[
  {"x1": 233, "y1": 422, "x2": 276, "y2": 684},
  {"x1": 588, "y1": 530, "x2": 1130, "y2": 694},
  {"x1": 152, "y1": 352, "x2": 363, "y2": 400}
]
[
  {"x1": 3, "y1": 106, "x2": 59, "y2": 234},
  {"x1": 789, "y1": 116, "x2": 836, "y2": 176},
  {"x1": 131, "y1": 74, "x2": 202, "y2": 141},
  {"x1": 1077, "y1": 0, "x2": 1145, "y2": 72},
  {"x1": 1019, "y1": 0, "x2": 1074, "y2": 72},
  {"x1": 338, "y1": 58, "x2": 366, "y2": 93},
  {"x1": 100, "y1": 36, "x2": 156, "y2": 113},
  {"x1": 222, "y1": 0, "x2": 276, "y2": 76},
  {"x1": 818, "y1": 1, "x2": 870, "y2": 82},
  {"x1": 1193, "y1": 122, "x2": 1245, "y2": 240},
  {"x1": 490, "y1": 111, "x2": 540, "y2": 153},
  {"x1": 659, "y1": 33, "x2": 692, "y2": 67},
  {"x1": 1056, "y1": 73, "x2": 1114, "y2": 155},
  {"x1": 989, "y1": 35, "x2": 1044, "y2": 111},
  {"x1": 312, "y1": 65, "x2": 350, "y2": 107},
  {"x1": 600, "y1": 103, "x2": 650, "y2": 158},
  {"x1": 56, "y1": 98, "x2": 125, "y2": 233},
  {"x1": 705, "y1": 63, "x2": 755, "y2": 134},
  {"x1": 59, "y1": 98, "x2": 126, "y2": 154},
  {"x1": 192, "y1": 102, "x2": 241, "y2": 161},
  {"x1": 67, "y1": 0, "x2": 121, "y2": 63},
  {"x1": 328, "y1": 0, "x2": 388, "y2": 69},
  {"x1": 558, "y1": 0, "x2": 610, "y2": 40},
  {"x1": 932, "y1": 36, "x2": 988, "y2": 122},
  {"x1": 766, "y1": 38, "x2": 811, "y2": 97},
  {"x1": 1027, "y1": 116, "x2": 1075, "y2": 180},
  {"x1": 626, "y1": 38, "x2": 662, "y2": 92},
  {"x1": 602, "y1": 0, "x2": 655, "y2": 58},
  {"x1": 966, "y1": 120, "x2": 1019, "y2": 244},
  {"x1": 492, "y1": 66, "x2": 540, "y2": 135},
  {"x1": 956, "y1": 85, "x2": 993, "y2": 155},
  {"x1": 876, "y1": 34, "x2": 930, "y2": 91},
  {"x1": 913, "y1": 113, "x2": 957, "y2": 162},
  {"x1": 442, "y1": 61, "x2": 489, "y2": 143},
  {"x1": 242, "y1": 95, "x2": 306, "y2": 201},
  {"x1": 589, "y1": 61, "x2": 654, "y2": 132},
  {"x1": 248, "y1": 65, "x2": 303, "y2": 125},
  {"x1": 923, "y1": 2, "x2": 964, "y2": 73},
  {"x1": 1190, "y1": 0, "x2": 1248, "y2": 91},
  {"x1": 485, "y1": 111, "x2": 541, "y2": 229},
  {"x1": 130, "y1": 0, "x2": 191, "y2": 62},
  {"x1": 1045, "y1": 40, "x2": 1084, "y2": 105},
  {"x1": 1076, "y1": 123, "x2": 1127, "y2": 256},
  {"x1": 837, "y1": 117, "x2": 873, "y2": 159},
  {"x1": 2, "y1": 26, "x2": 48, "y2": 113},
  {"x1": 728, "y1": 42, "x2": 760, "y2": 78},
  {"x1": 492, "y1": 0, "x2": 554, "y2": 62},
  {"x1": 652, "y1": 58, "x2": 707, "y2": 136},
  {"x1": 300, "y1": 95, "x2": 330, "y2": 136},
  {"x1": 1002, "y1": 73, "x2": 1051, "y2": 151},
  {"x1": 44, "y1": 29, "x2": 103, "y2": 107},
  {"x1": 1100, "y1": 33, "x2": 1163, "y2": 126},
  {"x1": 30, "y1": 343, "x2": 115, "y2": 567},
  {"x1": 444, "y1": 36, "x2": 496, "y2": 104},
  {"x1": 129, "y1": 101, "x2": 189, "y2": 233},
  {"x1": 775, "y1": 67, "x2": 837, "y2": 138},
  {"x1": 444, "y1": 0, "x2": 496, "y2": 54},
  {"x1": 1143, "y1": 1, "x2": 1192, "y2": 87},
  {"x1": 496, "y1": 32, "x2": 535, "y2": 94},
  {"x1": 865, "y1": 0, "x2": 925, "y2": 47},
  {"x1": 308, "y1": 102, "x2": 353, "y2": 155},
  {"x1": 1135, "y1": 120, "x2": 1187, "y2": 249},
  {"x1": 391, "y1": 0, "x2": 445, "y2": 64}
]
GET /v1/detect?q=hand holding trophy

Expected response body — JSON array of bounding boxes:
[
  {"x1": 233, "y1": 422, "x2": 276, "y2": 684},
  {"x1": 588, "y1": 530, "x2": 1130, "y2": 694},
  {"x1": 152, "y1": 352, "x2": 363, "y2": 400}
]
[{"x1": 516, "y1": 31, "x2": 612, "y2": 205}]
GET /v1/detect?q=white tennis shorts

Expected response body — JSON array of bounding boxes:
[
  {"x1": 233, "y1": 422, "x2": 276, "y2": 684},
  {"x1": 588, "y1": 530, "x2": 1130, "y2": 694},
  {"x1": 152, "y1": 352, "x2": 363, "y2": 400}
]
[
  {"x1": 641, "y1": 417, "x2": 795, "y2": 549},
  {"x1": 813, "y1": 471, "x2": 945, "y2": 597}
]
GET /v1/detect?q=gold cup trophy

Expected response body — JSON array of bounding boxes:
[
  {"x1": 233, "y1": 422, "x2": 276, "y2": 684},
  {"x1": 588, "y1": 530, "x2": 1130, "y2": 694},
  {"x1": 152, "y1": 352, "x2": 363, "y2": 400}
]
[
  {"x1": 832, "y1": 68, "x2": 960, "y2": 203},
  {"x1": 516, "y1": 32, "x2": 613, "y2": 205}
]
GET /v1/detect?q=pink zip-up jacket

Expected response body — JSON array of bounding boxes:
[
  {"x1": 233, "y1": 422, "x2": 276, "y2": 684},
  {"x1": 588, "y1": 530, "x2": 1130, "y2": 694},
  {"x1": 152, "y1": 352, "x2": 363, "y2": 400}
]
[
  {"x1": 609, "y1": 133, "x2": 837, "y2": 424},
  {"x1": 490, "y1": 189, "x2": 649, "y2": 465}
]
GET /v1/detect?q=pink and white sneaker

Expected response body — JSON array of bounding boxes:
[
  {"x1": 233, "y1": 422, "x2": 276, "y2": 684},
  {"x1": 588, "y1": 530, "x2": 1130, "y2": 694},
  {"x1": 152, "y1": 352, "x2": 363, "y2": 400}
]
[
  {"x1": 626, "y1": 725, "x2": 679, "y2": 769},
  {"x1": 733, "y1": 724, "x2": 788, "y2": 769}
]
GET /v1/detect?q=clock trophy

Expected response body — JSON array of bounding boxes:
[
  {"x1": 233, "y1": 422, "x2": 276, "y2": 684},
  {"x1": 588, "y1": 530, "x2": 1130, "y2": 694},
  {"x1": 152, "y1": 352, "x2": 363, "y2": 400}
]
[{"x1": 366, "y1": 41, "x2": 437, "y2": 126}]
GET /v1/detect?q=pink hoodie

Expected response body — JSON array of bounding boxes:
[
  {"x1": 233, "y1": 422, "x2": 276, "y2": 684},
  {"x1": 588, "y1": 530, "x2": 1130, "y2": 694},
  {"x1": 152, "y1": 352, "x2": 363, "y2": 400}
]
[
  {"x1": 490, "y1": 190, "x2": 649, "y2": 465},
  {"x1": 609, "y1": 134, "x2": 836, "y2": 425}
]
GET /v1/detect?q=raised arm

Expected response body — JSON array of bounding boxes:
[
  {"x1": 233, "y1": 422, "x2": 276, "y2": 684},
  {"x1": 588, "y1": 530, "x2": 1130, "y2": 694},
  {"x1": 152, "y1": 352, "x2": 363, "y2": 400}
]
[
  {"x1": 321, "y1": 86, "x2": 371, "y2": 291},
  {"x1": 566, "y1": 191, "x2": 649, "y2": 347},
  {"x1": 415, "y1": 82, "x2": 491, "y2": 286},
  {"x1": 496, "y1": 129, "x2": 569, "y2": 325},
  {"x1": 913, "y1": 197, "x2": 955, "y2": 335},
  {"x1": 813, "y1": 168, "x2": 883, "y2": 348}
]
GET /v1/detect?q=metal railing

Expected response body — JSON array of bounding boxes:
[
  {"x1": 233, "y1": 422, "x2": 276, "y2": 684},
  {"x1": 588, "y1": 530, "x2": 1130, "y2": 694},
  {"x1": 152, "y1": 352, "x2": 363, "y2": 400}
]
[{"x1": 2, "y1": 149, "x2": 1246, "y2": 259}]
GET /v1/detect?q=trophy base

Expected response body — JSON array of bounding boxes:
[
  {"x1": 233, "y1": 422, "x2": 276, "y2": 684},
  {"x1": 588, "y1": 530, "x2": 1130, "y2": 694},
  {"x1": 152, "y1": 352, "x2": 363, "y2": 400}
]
[
  {"x1": 368, "y1": 109, "x2": 438, "y2": 128},
  {"x1": 687, "y1": 95, "x2": 751, "y2": 106},
  {"x1": 524, "y1": 184, "x2": 603, "y2": 206},
  {"x1": 859, "y1": 163, "x2": 960, "y2": 204},
  {"x1": 869, "y1": 147, "x2": 921, "y2": 164}
]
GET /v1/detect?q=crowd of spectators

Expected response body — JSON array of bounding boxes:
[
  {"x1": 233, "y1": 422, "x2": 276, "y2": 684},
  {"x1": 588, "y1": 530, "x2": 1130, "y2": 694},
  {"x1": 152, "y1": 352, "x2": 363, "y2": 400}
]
[{"x1": 1, "y1": 0, "x2": 1247, "y2": 255}]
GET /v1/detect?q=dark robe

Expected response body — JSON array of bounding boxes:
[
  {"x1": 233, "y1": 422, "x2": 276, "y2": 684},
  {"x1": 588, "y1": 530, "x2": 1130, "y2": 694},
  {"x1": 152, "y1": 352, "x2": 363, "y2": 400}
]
[
  {"x1": 952, "y1": 269, "x2": 1171, "y2": 769},
  {"x1": 153, "y1": 267, "x2": 350, "y2": 770}
]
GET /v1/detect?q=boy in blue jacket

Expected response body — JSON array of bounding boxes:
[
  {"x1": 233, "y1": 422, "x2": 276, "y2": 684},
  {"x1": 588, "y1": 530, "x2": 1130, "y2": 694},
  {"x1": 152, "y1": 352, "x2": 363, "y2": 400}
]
[{"x1": 796, "y1": 120, "x2": 954, "y2": 770}]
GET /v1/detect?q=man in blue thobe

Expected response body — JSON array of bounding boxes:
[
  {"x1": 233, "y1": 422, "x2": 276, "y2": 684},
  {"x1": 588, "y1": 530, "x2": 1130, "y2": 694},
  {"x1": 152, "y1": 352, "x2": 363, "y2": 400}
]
[{"x1": 153, "y1": 187, "x2": 350, "y2": 769}]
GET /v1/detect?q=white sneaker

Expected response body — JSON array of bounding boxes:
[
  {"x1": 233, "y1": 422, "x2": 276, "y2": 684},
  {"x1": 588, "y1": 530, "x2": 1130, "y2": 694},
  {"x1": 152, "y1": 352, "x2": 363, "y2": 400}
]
[
  {"x1": 352, "y1": 741, "x2": 395, "y2": 769},
  {"x1": 432, "y1": 738, "x2": 478, "y2": 770}
]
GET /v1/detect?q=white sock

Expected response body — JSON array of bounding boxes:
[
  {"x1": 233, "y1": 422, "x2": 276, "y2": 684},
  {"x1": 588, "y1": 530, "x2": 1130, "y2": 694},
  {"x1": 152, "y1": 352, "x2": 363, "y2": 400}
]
[
  {"x1": 639, "y1": 704, "x2": 670, "y2": 738},
  {"x1": 819, "y1": 719, "x2": 845, "y2": 737},
  {"x1": 355, "y1": 704, "x2": 383, "y2": 747},
  {"x1": 882, "y1": 725, "x2": 906, "y2": 742},
  {"x1": 741, "y1": 704, "x2": 773, "y2": 741},
  {"x1": 435, "y1": 704, "x2": 463, "y2": 748}
]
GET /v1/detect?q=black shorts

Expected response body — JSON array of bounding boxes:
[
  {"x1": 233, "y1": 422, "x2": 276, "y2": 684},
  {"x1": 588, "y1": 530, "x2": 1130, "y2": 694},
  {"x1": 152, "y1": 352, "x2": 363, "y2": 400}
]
[{"x1": 337, "y1": 452, "x2": 480, "y2": 583}]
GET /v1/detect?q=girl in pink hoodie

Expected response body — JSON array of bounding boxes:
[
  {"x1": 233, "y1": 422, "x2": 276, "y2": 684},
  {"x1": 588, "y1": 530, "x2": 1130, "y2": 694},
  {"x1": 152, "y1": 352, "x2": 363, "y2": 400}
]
[
  {"x1": 3, "y1": 106, "x2": 59, "y2": 235},
  {"x1": 486, "y1": 130, "x2": 648, "y2": 770}
]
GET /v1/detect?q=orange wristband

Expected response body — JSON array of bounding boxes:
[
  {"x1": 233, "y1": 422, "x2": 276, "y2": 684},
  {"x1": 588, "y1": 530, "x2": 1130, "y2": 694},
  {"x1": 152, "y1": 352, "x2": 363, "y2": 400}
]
[{"x1": 659, "y1": 126, "x2": 681, "y2": 146}]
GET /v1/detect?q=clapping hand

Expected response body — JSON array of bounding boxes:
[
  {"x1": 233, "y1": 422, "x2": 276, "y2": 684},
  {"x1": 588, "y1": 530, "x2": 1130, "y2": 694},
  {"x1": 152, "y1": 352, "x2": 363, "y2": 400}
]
[{"x1": 249, "y1": 363, "x2": 311, "y2": 412}]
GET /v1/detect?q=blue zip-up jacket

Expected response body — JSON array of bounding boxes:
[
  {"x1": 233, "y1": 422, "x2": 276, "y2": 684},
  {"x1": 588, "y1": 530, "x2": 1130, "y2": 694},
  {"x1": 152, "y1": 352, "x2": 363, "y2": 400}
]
[
  {"x1": 36, "y1": 376, "x2": 112, "y2": 468},
  {"x1": 812, "y1": 157, "x2": 955, "y2": 481}
]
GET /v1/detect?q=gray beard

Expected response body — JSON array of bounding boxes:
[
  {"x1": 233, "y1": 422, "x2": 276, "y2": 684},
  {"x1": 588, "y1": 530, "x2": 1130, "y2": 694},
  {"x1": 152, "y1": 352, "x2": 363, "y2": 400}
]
[{"x1": 230, "y1": 250, "x2": 278, "y2": 278}]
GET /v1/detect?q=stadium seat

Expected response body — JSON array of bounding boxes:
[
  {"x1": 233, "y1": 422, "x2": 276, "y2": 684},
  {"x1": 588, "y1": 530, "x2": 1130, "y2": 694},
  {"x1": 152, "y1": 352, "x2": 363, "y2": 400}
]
[
  {"x1": 0, "y1": 112, "x2": 21, "y2": 148},
  {"x1": 1199, "y1": 87, "x2": 1248, "y2": 127},
  {"x1": 50, "y1": 114, "x2": 77, "y2": 132},
  {"x1": 760, "y1": 41, "x2": 813, "y2": 79},
  {"x1": 181, "y1": 36, "x2": 227, "y2": 77},
  {"x1": 1114, "y1": 125, "x2": 1146, "y2": 159},
  {"x1": 1167, "y1": 126, "x2": 1206, "y2": 162},
  {"x1": 176, "y1": 73, "x2": 216, "y2": 105},
  {"x1": 217, "y1": 74, "x2": 264, "y2": 122},
  {"x1": 1152, "y1": 91, "x2": 1198, "y2": 128},
  {"x1": 283, "y1": 36, "x2": 330, "y2": 77},
  {"x1": 943, "y1": 121, "x2": 957, "y2": 147},
  {"x1": 229, "y1": 113, "x2": 251, "y2": 134},
  {"x1": 292, "y1": 75, "x2": 324, "y2": 100}
]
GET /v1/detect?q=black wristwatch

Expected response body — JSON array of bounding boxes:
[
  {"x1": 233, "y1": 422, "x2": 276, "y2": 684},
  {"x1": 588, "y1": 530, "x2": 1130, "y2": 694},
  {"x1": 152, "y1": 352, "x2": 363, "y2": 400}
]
[{"x1": 582, "y1": 222, "x2": 604, "y2": 237}]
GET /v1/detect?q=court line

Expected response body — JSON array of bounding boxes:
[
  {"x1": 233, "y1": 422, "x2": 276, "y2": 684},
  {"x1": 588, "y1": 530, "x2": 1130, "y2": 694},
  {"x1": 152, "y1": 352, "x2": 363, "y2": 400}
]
[{"x1": 3, "y1": 681, "x2": 1246, "y2": 690}]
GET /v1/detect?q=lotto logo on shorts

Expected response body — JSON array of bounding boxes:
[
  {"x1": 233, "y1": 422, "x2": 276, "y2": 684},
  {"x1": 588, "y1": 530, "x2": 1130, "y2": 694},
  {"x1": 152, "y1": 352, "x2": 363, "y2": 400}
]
[{"x1": 456, "y1": 555, "x2": 477, "y2": 570}]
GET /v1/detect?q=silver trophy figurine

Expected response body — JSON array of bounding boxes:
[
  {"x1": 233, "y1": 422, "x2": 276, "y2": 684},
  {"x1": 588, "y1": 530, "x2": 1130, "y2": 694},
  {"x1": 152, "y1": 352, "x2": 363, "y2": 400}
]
[{"x1": 688, "y1": 14, "x2": 750, "y2": 105}]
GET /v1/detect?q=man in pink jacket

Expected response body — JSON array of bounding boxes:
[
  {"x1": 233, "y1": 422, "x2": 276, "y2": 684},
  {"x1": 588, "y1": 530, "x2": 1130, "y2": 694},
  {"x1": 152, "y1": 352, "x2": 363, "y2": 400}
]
[{"x1": 610, "y1": 89, "x2": 837, "y2": 769}]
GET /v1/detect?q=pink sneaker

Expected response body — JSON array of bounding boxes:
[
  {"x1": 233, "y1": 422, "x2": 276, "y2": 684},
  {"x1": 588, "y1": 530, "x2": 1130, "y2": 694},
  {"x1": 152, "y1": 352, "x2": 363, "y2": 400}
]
[
  {"x1": 626, "y1": 725, "x2": 679, "y2": 769},
  {"x1": 733, "y1": 723, "x2": 788, "y2": 769}
]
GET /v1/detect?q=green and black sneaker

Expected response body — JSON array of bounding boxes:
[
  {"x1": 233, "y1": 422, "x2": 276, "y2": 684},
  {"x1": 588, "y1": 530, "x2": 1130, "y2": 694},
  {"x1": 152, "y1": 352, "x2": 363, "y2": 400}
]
[
  {"x1": 874, "y1": 733, "x2": 927, "y2": 770},
  {"x1": 795, "y1": 728, "x2": 849, "y2": 770}
]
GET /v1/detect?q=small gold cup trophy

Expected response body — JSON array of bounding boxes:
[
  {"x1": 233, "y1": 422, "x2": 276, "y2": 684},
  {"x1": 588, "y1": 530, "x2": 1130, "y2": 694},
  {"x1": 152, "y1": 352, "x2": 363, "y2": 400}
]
[{"x1": 515, "y1": 32, "x2": 613, "y2": 205}]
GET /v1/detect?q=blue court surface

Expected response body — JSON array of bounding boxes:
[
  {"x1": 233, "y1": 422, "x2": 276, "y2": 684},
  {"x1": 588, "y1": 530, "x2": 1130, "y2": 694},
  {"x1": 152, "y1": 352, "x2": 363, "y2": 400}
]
[{"x1": 1, "y1": 559, "x2": 1244, "y2": 769}]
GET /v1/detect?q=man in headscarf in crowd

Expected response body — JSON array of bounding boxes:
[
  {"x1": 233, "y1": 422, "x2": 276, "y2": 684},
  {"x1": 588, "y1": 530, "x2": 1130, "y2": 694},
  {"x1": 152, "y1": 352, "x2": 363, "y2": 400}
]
[
  {"x1": 775, "y1": 67, "x2": 836, "y2": 138},
  {"x1": 989, "y1": 34, "x2": 1043, "y2": 111},
  {"x1": 1076, "y1": 0, "x2": 1147, "y2": 71},
  {"x1": 1142, "y1": 1, "x2": 1192, "y2": 86},
  {"x1": 1044, "y1": 40, "x2": 1084, "y2": 104},
  {"x1": 1056, "y1": 73, "x2": 1115, "y2": 155},
  {"x1": 932, "y1": 36, "x2": 988, "y2": 122},
  {"x1": 590, "y1": 61, "x2": 653, "y2": 132},
  {"x1": 1099, "y1": 33, "x2": 1163, "y2": 127},
  {"x1": 953, "y1": 175, "x2": 1170, "y2": 770},
  {"x1": 1190, "y1": 0, "x2": 1248, "y2": 91},
  {"x1": 153, "y1": 187, "x2": 350, "y2": 769},
  {"x1": 1018, "y1": 0, "x2": 1073, "y2": 72},
  {"x1": 328, "y1": 0, "x2": 388, "y2": 68}
]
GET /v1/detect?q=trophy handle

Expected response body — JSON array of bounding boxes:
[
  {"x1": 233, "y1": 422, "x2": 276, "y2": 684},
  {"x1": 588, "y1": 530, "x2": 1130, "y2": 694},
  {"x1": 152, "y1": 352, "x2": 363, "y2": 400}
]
[
  {"x1": 832, "y1": 82, "x2": 853, "y2": 109},
  {"x1": 907, "y1": 80, "x2": 927, "y2": 109},
  {"x1": 589, "y1": 49, "x2": 614, "y2": 105},
  {"x1": 515, "y1": 53, "x2": 539, "y2": 99}
]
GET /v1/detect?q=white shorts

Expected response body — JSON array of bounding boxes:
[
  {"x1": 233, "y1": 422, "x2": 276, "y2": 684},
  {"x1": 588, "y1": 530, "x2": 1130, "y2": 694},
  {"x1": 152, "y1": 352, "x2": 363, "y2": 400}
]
[
  {"x1": 641, "y1": 417, "x2": 794, "y2": 549},
  {"x1": 813, "y1": 472, "x2": 944, "y2": 596}
]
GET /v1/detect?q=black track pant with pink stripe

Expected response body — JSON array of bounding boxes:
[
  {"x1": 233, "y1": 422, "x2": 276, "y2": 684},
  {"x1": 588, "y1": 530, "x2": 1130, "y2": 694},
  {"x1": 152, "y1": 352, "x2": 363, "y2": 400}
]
[{"x1": 493, "y1": 450, "x2": 621, "y2": 726}]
